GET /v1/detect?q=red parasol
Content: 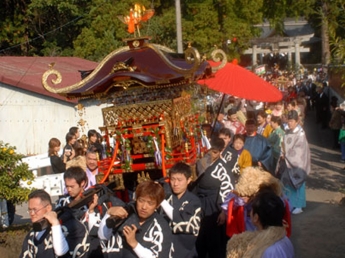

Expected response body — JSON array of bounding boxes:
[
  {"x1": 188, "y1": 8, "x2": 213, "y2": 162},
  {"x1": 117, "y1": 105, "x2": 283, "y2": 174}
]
[{"x1": 198, "y1": 61, "x2": 283, "y2": 102}]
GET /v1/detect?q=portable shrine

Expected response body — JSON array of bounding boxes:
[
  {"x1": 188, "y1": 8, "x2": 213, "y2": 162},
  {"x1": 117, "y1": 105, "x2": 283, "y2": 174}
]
[{"x1": 42, "y1": 35, "x2": 224, "y2": 191}]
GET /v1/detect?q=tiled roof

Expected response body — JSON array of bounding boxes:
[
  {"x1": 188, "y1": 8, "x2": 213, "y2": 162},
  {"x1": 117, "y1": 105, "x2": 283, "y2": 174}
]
[
  {"x1": 257, "y1": 18, "x2": 314, "y2": 38},
  {"x1": 0, "y1": 56, "x2": 97, "y2": 102}
]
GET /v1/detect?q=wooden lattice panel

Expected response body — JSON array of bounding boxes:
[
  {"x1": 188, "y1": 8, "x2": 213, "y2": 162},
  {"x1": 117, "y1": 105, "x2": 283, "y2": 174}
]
[
  {"x1": 102, "y1": 100, "x2": 173, "y2": 127},
  {"x1": 101, "y1": 95, "x2": 197, "y2": 150}
]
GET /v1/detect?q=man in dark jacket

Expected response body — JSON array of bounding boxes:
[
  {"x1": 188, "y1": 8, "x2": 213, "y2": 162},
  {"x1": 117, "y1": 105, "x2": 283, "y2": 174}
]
[
  {"x1": 315, "y1": 86, "x2": 329, "y2": 128},
  {"x1": 20, "y1": 189, "x2": 90, "y2": 258}
]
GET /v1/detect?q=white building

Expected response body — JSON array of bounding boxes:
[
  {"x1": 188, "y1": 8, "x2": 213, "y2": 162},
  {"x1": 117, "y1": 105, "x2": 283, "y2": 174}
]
[{"x1": 0, "y1": 56, "x2": 110, "y2": 159}]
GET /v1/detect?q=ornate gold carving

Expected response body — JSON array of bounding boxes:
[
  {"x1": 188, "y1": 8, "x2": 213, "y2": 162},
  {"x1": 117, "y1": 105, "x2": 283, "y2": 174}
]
[
  {"x1": 42, "y1": 38, "x2": 207, "y2": 100},
  {"x1": 96, "y1": 174, "x2": 104, "y2": 184},
  {"x1": 132, "y1": 137, "x2": 149, "y2": 154},
  {"x1": 210, "y1": 48, "x2": 227, "y2": 72},
  {"x1": 132, "y1": 40, "x2": 140, "y2": 48},
  {"x1": 108, "y1": 173, "x2": 125, "y2": 190},
  {"x1": 109, "y1": 80, "x2": 149, "y2": 91},
  {"x1": 75, "y1": 103, "x2": 89, "y2": 134},
  {"x1": 42, "y1": 46, "x2": 129, "y2": 94},
  {"x1": 146, "y1": 44, "x2": 202, "y2": 76},
  {"x1": 77, "y1": 118, "x2": 87, "y2": 127},
  {"x1": 102, "y1": 95, "x2": 195, "y2": 151},
  {"x1": 110, "y1": 61, "x2": 136, "y2": 74},
  {"x1": 173, "y1": 95, "x2": 192, "y2": 117},
  {"x1": 137, "y1": 171, "x2": 151, "y2": 184},
  {"x1": 102, "y1": 99, "x2": 172, "y2": 126},
  {"x1": 118, "y1": 4, "x2": 154, "y2": 38},
  {"x1": 151, "y1": 44, "x2": 175, "y2": 53},
  {"x1": 42, "y1": 63, "x2": 62, "y2": 93},
  {"x1": 144, "y1": 163, "x2": 156, "y2": 169}
]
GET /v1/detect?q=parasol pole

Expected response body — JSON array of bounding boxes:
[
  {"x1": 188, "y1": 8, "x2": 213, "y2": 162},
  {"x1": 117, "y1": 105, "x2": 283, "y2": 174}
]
[{"x1": 210, "y1": 93, "x2": 226, "y2": 138}]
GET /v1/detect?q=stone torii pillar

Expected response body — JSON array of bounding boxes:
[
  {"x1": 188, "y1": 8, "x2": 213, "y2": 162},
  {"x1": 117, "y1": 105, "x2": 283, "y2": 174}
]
[
  {"x1": 294, "y1": 41, "x2": 300, "y2": 66},
  {"x1": 252, "y1": 44, "x2": 257, "y2": 66}
]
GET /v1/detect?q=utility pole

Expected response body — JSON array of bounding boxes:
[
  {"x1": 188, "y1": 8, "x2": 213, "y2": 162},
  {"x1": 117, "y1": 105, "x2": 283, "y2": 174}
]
[{"x1": 175, "y1": 0, "x2": 183, "y2": 53}]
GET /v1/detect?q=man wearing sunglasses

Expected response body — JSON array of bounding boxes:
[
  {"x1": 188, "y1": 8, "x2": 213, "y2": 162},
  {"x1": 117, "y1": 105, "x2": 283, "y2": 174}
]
[{"x1": 19, "y1": 189, "x2": 89, "y2": 258}]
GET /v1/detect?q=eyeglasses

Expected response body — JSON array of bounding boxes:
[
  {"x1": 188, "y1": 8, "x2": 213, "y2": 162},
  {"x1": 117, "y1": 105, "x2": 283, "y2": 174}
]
[{"x1": 27, "y1": 204, "x2": 48, "y2": 215}]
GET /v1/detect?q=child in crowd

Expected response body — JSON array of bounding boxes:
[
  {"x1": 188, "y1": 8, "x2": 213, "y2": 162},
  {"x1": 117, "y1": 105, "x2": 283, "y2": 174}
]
[
  {"x1": 256, "y1": 110, "x2": 273, "y2": 138},
  {"x1": 233, "y1": 134, "x2": 252, "y2": 174}
]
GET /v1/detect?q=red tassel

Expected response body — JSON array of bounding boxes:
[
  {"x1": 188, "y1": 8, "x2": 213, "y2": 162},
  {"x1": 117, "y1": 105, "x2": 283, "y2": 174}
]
[
  {"x1": 226, "y1": 198, "x2": 245, "y2": 237},
  {"x1": 283, "y1": 200, "x2": 292, "y2": 238}
]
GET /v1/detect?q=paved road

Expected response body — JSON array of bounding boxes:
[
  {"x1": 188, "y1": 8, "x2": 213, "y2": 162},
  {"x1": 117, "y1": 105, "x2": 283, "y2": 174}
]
[
  {"x1": 13, "y1": 110, "x2": 345, "y2": 257},
  {"x1": 290, "y1": 110, "x2": 345, "y2": 258}
]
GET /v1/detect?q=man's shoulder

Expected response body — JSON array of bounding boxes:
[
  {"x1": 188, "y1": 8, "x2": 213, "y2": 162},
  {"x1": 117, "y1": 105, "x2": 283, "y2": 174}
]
[
  {"x1": 152, "y1": 212, "x2": 171, "y2": 229},
  {"x1": 224, "y1": 144, "x2": 237, "y2": 153},
  {"x1": 255, "y1": 134, "x2": 271, "y2": 145},
  {"x1": 50, "y1": 155, "x2": 60, "y2": 161},
  {"x1": 246, "y1": 134, "x2": 267, "y2": 143},
  {"x1": 23, "y1": 229, "x2": 36, "y2": 240},
  {"x1": 255, "y1": 133, "x2": 267, "y2": 139},
  {"x1": 85, "y1": 167, "x2": 98, "y2": 174},
  {"x1": 183, "y1": 190, "x2": 201, "y2": 203},
  {"x1": 56, "y1": 195, "x2": 71, "y2": 206}
]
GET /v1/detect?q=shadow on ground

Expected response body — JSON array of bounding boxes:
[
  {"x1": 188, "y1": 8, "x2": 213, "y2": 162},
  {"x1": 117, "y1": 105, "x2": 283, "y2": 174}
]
[
  {"x1": 291, "y1": 201, "x2": 345, "y2": 258},
  {"x1": 302, "y1": 111, "x2": 345, "y2": 193},
  {"x1": 290, "y1": 111, "x2": 345, "y2": 258}
]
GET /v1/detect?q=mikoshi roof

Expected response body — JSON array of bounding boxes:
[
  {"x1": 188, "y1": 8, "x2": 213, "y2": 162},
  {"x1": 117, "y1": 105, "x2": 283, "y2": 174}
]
[{"x1": 42, "y1": 37, "x2": 211, "y2": 100}]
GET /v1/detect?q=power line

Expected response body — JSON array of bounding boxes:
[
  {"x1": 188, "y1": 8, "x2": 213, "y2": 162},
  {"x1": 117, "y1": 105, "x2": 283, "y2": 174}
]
[{"x1": 0, "y1": 16, "x2": 83, "y2": 54}]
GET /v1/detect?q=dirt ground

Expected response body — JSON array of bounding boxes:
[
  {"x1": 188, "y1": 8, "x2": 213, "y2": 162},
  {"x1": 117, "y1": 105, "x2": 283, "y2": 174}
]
[
  {"x1": 1, "y1": 110, "x2": 345, "y2": 258},
  {"x1": 0, "y1": 224, "x2": 30, "y2": 257},
  {"x1": 290, "y1": 110, "x2": 345, "y2": 258}
]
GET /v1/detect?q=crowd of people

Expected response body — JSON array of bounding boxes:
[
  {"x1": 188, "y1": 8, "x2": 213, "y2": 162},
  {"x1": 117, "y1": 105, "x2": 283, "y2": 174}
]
[
  {"x1": 17, "y1": 91, "x2": 312, "y2": 258},
  {"x1": 7, "y1": 69, "x2": 342, "y2": 257},
  {"x1": 49, "y1": 127, "x2": 106, "y2": 175}
]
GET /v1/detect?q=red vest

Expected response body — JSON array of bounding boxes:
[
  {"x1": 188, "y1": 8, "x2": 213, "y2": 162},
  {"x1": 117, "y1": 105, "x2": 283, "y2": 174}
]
[{"x1": 226, "y1": 198, "x2": 291, "y2": 238}]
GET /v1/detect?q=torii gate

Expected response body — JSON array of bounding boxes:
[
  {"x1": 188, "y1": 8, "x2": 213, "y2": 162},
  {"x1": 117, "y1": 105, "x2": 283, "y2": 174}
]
[{"x1": 244, "y1": 34, "x2": 314, "y2": 67}]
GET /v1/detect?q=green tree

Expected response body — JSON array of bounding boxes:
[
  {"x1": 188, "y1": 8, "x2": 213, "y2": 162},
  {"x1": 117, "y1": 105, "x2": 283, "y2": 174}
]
[
  {"x1": 0, "y1": 141, "x2": 34, "y2": 204},
  {"x1": 0, "y1": 0, "x2": 30, "y2": 55},
  {"x1": 181, "y1": 0, "x2": 263, "y2": 61},
  {"x1": 319, "y1": 1, "x2": 345, "y2": 64},
  {"x1": 26, "y1": 0, "x2": 90, "y2": 56},
  {"x1": 147, "y1": 6, "x2": 179, "y2": 50},
  {"x1": 301, "y1": 0, "x2": 344, "y2": 65},
  {"x1": 73, "y1": 0, "x2": 160, "y2": 61},
  {"x1": 261, "y1": 0, "x2": 345, "y2": 65},
  {"x1": 72, "y1": 0, "x2": 266, "y2": 61},
  {"x1": 261, "y1": 0, "x2": 304, "y2": 35},
  {"x1": 0, "y1": 0, "x2": 90, "y2": 56},
  {"x1": 3, "y1": 0, "x2": 343, "y2": 66},
  {"x1": 0, "y1": 0, "x2": 280, "y2": 61}
]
